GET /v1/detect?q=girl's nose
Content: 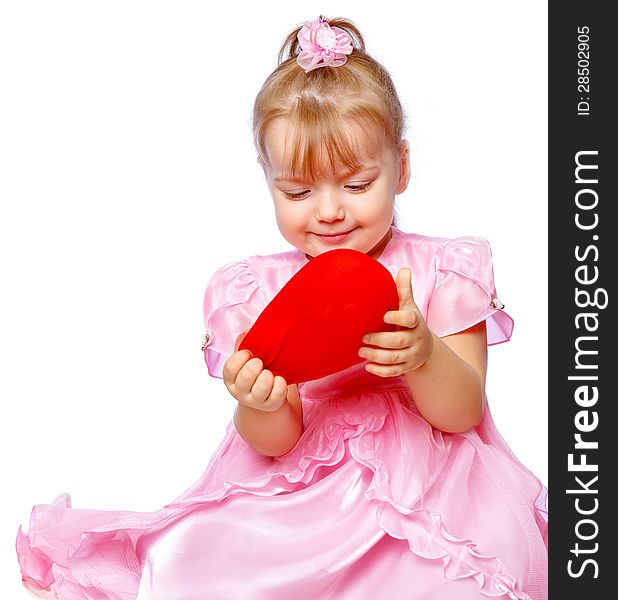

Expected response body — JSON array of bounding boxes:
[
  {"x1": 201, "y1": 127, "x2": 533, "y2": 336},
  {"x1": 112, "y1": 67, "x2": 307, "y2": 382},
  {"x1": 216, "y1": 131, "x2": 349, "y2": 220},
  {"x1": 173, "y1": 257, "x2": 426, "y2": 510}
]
[{"x1": 316, "y1": 188, "x2": 345, "y2": 221}]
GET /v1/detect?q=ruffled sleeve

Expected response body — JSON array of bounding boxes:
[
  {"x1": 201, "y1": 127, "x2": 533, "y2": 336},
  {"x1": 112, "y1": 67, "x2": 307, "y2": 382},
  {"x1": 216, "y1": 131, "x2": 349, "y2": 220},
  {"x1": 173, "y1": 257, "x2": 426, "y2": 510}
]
[
  {"x1": 201, "y1": 259, "x2": 268, "y2": 379},
  {"x1": 425, "y1": 236, "x2": 514, "y2": 345}
]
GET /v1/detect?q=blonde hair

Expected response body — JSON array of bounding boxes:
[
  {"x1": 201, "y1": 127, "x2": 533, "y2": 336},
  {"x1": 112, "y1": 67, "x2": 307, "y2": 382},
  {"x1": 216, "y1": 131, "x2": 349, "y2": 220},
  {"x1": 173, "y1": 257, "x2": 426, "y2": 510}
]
[{"x1": 252, "y1": 16, "x2": 407, "y2": 226}]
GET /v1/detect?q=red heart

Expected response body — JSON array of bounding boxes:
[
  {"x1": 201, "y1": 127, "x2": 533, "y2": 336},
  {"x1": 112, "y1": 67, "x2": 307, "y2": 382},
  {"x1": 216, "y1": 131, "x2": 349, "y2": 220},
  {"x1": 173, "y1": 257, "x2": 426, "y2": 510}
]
[{"x1": 239, "y1": 248, "x2": 399, "y2": 384}]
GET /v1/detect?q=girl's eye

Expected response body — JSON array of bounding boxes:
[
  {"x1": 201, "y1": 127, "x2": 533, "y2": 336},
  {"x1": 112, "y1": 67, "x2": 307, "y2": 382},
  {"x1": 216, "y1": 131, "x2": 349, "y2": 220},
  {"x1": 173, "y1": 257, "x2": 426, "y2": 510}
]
[
  {"x1": 346, "y1": 182, "x2": 372, "y2": 192},
  {"x1": 283, "y1": 190, "x2": 310, "y2": 199},
  {"x1": 282, "y1": 182, "x2": 372, "y2": 199}
]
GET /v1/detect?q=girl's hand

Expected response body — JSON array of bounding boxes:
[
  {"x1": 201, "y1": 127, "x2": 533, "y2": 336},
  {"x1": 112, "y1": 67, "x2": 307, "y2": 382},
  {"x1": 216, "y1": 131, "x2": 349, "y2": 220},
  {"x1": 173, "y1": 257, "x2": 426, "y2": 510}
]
[
  {"x1": 222, "y1": 331, "x2": 289, "y2": 412},
  {"x1": 358, "y1": 268, "x2": 436, "y2": 377}
]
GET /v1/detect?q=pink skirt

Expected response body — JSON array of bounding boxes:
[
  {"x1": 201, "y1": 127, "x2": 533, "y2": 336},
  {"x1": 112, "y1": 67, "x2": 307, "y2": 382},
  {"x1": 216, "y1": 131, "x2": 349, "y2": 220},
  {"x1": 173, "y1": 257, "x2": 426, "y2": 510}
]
[{"x1": 17, "y1": 387, "x2": 548, "y2": 599}]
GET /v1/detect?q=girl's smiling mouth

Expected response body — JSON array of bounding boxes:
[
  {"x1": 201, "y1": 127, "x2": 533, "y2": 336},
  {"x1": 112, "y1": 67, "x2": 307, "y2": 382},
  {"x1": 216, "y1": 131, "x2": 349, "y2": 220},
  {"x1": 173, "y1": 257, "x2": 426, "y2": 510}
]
[{"x1": 313, "y1": 227, "x2": 357, "y2": 242}]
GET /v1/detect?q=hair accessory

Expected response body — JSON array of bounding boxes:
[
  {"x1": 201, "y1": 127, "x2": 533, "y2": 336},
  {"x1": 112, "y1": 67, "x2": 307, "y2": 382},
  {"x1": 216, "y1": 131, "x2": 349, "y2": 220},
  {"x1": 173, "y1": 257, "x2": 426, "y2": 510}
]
[{"x1": 296, "y1": 16, "x2": 353, "y2": 73}]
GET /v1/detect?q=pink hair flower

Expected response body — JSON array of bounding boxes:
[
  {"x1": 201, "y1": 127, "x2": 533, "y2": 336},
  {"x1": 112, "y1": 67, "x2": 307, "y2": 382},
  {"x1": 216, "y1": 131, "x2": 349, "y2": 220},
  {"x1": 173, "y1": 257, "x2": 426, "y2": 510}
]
[{"x1": 296, "y1": 16, "x2": 353, "y2": 73}]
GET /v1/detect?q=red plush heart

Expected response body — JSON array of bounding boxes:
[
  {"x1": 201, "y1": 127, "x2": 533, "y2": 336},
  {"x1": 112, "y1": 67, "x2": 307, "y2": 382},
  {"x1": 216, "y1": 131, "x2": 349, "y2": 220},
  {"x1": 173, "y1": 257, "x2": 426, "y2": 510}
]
[{"x1": 238, "y1": 248, "x2": 399, "y2": 384}]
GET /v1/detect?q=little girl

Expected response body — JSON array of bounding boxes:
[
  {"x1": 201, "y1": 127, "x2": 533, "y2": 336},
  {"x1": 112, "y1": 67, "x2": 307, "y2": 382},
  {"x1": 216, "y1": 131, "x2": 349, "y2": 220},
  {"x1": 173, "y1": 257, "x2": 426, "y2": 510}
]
[{"x1": 16, "y1": 15, "x2": 548, "y2": 600}]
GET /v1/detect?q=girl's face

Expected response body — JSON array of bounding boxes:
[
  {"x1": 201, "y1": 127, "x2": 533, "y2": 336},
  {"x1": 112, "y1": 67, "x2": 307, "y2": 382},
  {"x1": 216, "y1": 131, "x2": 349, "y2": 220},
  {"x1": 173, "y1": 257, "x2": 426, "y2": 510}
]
[{"x1": 261, "y1": 119, "x2": 410, "y2": 260}]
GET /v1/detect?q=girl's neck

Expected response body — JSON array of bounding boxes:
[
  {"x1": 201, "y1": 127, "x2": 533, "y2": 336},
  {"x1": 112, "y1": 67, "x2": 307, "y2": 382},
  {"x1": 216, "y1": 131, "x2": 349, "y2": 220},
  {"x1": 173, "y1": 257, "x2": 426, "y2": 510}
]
[{"x1": 304, "y1": 227, "x2": 393, "y2": 262}]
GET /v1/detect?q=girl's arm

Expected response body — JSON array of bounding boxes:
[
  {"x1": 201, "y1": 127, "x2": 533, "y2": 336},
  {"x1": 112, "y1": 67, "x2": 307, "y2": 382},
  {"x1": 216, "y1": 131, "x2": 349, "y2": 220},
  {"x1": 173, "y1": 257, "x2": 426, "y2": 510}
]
[
  {"x1": 233, "y1": 385, "x2": 303, "y2": 457},
  {"x1": 403, "y1": 320, "x2": 487, "y2": 433},
  {"x1": 360, "y1": 268, "x2": 488, "y2": 434}
]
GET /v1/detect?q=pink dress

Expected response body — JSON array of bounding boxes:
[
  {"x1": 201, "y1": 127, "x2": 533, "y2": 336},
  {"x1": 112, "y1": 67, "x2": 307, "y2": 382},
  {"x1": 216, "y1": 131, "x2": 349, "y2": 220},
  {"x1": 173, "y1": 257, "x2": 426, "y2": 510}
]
[{"x1": 16, "y1": 226, "x2": 548, "y2": 600}]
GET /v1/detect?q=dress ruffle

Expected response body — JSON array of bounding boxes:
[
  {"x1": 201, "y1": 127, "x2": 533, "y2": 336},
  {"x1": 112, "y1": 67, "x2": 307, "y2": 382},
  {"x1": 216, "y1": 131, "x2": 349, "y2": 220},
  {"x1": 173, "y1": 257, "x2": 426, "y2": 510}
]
[{"x1": 17, "y1": 388, "x2": 547, "y2": 600}]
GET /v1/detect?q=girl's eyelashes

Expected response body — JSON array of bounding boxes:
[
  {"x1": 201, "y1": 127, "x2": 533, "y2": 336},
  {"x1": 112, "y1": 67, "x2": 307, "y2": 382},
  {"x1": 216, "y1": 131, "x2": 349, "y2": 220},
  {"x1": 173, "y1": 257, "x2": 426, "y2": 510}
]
[
  {"x1": 347, "y1": 182, "x2": 372, "y2": 192},
  {"x1": 284, "y1": 190, "x2": 310, "y2": 199},
  {"x1": 282, "y1": 182, "x2": 373, "y2": 200}
]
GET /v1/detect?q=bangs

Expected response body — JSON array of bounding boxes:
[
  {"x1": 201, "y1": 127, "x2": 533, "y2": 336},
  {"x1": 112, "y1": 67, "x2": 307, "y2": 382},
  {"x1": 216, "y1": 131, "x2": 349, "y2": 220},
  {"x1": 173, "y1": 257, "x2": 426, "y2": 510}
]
[{"x1": 268, "y1": 99, "x2": 390, "y2": 184}]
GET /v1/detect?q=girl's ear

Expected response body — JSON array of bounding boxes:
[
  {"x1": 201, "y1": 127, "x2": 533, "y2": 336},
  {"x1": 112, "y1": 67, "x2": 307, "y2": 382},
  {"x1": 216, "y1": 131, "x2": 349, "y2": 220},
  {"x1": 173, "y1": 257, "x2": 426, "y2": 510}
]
[
  {"x1": 396, "y1": 139, "x2": 411, "y2": 195},
  {"x1": 257, "y1": 155, "x2": 268, "y2": 178}
]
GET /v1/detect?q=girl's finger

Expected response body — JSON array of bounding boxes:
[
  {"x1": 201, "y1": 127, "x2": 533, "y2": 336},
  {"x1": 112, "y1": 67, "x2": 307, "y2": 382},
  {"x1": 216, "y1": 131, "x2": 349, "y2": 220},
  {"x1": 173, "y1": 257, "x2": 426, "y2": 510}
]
[
  {"x1": 264, "y1": 376, "x2": 288, "y2": 409},
  {"x1": 384, "y1": 308, "x2": 419, "y2": 330},
  {"x1": 360, "y1": 345, "x2": 409, "y2": 365},
  {"x1": 365, "y1": 361, "x2": 407, "y2": 377},
  {"x1": 396, "y1": 268, "x2": 417, "y2": 310},
  {"x1": 223, "y1": 349, "x2": 253, "y2": 381},
  {"x1": 236, "y1": 357, "x2": 263, "y2": 389},
  {"x1": 361, "y1": 329, "x2": 413, "y2": 350},
  {"x1": 251, "y1": 368, "x2": 275, "y2": 402}
]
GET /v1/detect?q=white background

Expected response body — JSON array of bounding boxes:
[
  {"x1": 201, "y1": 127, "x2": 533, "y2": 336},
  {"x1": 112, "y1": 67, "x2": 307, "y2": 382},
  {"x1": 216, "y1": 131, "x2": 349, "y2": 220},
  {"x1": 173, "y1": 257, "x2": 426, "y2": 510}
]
[{"x1": 0, "y1": 1, "x2": 547, "y2": 594}]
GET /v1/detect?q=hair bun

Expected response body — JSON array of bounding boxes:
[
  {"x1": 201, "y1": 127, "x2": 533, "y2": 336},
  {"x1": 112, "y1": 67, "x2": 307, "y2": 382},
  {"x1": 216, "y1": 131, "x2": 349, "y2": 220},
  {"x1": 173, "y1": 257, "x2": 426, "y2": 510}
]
[{"x1": 278, "y1": 15, "x2": 366, "y2": 65}]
